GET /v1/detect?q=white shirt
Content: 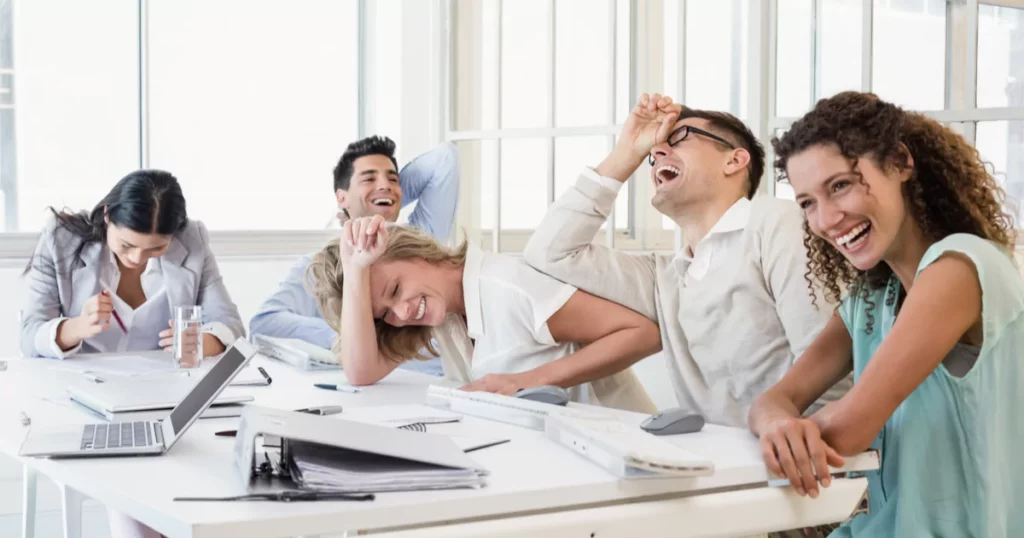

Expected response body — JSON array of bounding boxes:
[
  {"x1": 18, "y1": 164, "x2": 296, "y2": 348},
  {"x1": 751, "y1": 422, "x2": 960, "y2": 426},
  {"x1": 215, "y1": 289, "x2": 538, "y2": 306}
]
[
  {"x1": 431, "y1": 244, "x2": 656, "y2": 413},
  {"x1": 582, "y1": 167, "x2": 752, "y2": 286},
  {"x1": 47, "y1": 253, "x2": 234, "y2": 358}
]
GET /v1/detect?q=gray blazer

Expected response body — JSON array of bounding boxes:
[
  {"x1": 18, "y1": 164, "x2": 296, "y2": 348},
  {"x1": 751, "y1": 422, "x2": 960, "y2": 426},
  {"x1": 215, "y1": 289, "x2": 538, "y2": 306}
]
[{"x1": 20, "y1": 218, "x2": 245, "y2": 358}]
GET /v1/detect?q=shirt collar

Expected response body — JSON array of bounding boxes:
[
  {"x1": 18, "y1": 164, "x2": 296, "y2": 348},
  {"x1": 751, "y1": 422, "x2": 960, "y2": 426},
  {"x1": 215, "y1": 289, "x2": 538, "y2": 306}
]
[
  {"x1": 462, "y1": 243, "x2": 486, "y2": 338},
  {"x1": 679, "y1": 197, "x2": 753, "y2": 259}
]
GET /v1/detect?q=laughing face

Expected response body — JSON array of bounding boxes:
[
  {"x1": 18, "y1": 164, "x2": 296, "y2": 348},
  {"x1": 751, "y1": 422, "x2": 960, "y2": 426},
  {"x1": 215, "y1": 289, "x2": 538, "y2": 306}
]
[
  {"x1": 648, "y1": 119, "x2": 736, "y2": 215},
  {"x1": 368, "y1": 258, "x2": 451, "y2": 328},
  {"x1": 787, "y1": 143, "x2": 915, "y2": 271},
  {"x1": 337, "y1": 154, "x2": 402, "y2": 221}
]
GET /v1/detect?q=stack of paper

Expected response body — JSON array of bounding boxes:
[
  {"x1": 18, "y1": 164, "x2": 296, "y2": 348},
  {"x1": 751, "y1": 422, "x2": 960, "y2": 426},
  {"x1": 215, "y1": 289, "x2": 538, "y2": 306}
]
[{"x1": 288, "y1": 440, "x2": 487, "y2": 493}]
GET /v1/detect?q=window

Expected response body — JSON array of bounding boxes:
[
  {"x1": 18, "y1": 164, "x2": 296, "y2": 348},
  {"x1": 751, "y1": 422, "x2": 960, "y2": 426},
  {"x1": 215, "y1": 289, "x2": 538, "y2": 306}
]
[
  {"x1": 449, "y1": 0, "x2": 632, "y2": 252},
  {"x1": 770, "y1": 0, "x2": 1024, "y2": 229},
  {"x1": 0, "y1": 0, "x2": 415, "y2": 242},
  {"x1": 12, "y1": 0, "x2": 140, "y2": 233}
]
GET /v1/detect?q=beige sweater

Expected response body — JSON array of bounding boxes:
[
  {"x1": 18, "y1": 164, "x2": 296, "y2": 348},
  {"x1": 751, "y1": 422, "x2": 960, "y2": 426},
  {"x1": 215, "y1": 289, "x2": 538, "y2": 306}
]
[{"x1": 524, "y1": 173, "x2": 850, "y2": 426}]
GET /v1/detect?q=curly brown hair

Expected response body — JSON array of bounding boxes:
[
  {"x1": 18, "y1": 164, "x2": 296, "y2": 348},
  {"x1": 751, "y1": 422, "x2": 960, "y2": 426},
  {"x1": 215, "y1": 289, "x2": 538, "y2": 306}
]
[
  {"x1": 306, "y1": 224, "x2": 467, "y2": 363},
  {"x1": 773, "y1": 91, "x2": 1016, "y2": 332}
]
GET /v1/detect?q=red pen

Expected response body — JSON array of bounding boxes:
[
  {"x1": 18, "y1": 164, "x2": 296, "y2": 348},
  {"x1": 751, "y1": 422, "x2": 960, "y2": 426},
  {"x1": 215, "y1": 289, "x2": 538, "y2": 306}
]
[{"x1": 102, "y1": 290, "x2": 128, "y2": 333}]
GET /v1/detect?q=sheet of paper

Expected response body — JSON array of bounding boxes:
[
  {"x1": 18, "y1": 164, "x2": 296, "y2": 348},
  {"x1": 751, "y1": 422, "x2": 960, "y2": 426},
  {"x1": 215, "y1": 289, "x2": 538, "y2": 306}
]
[{"x1": 340, "y1": 404, "x2": 462, "y2": 426}]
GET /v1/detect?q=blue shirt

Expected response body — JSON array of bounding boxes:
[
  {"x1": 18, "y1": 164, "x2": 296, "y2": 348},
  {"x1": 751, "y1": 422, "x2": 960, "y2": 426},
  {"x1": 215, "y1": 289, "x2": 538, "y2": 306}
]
[
  {"x1": 248, "y1": 143, "x2": 460, "y2": 375},
  {"x1": 833, "y1": 234, "x2": 1024, "y2": 537}
]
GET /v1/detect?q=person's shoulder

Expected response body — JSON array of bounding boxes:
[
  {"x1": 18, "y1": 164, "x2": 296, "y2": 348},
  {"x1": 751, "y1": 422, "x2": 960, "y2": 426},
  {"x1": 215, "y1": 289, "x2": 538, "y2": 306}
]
[
  {"x1": 749, "y1": 195, "x2": 803, "y2": 227},
  {"x1": 920, "y1": 234, "x2": 1020, "y2": 286},
  {"x1": 478, "y1": 251, "x2": 570, "y2": 298}
]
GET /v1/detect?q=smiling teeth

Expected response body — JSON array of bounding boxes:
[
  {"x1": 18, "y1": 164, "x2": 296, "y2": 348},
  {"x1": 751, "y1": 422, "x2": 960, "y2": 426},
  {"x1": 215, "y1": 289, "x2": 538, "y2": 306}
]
[
  {"x1": 657, "y1": 166, "x2": 680, "y2": 183},
  {"x1": 837, "y1": 223, "x2": 870, "y2": 247},
  {"x1": 373, "y1": 199, "x2": 394, "y2": 206},
  {"x1": 415, "y1": 297, "x2": 425, "y2": 320}
]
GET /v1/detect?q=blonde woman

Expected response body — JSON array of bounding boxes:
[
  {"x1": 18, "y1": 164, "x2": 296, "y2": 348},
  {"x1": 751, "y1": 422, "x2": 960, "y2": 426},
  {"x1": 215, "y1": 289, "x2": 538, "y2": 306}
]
[{"x1": 307, "y1": 214, "x2": 659, "y2": 413}]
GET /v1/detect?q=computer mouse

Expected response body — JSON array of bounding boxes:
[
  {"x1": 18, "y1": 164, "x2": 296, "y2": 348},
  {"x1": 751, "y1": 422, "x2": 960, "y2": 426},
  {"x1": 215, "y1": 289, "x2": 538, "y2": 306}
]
[
  {"x1": 515, "y1": 385, "x2": 570, "y2": 406},
  {"x1": 640, "y1": 408, "x2": 705, "y2": 436}
]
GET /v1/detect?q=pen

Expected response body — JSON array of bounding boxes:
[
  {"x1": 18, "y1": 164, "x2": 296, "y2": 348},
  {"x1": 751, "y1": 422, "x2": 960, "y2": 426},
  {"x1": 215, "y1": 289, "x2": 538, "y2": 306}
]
[
  {"x1": 257, "y1": 366, "x2": 272, "y2": 385},
  {"x1": 314, "y1": 383, "x2": 360, "y2": 394},
  {"x1": 101, "y1": 290, "x2": 128, "y2": 333},
  {"x1": 83, "y1": 373, "x2": 105, "y2": 383}
]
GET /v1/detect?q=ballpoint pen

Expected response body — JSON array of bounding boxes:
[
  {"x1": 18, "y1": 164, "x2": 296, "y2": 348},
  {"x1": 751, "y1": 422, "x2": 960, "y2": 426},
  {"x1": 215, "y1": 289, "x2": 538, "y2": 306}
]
[
  {"x1": 101, "y1": 290, "x2": 128, "y2": 333},
  {"x1": 314, "y1": 383, "x2": 360, "y2": 394},
  {"x1": 257, "y1": 366, "x2": 272, "y2": 385},
  {"x1": 83, "y1": 373, "x2": 105, "y2": 383}
]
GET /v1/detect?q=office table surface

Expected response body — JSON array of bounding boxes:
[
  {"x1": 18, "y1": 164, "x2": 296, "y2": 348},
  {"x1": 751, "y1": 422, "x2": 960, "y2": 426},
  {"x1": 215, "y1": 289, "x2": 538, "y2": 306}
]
[{"x1": 0, "y1": 353, "x2": 877, "y2": 537}]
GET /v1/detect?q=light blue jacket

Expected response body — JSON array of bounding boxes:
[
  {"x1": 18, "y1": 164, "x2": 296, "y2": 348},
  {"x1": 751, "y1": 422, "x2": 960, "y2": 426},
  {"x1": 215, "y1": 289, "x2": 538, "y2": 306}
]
[{"x1": 249, "y1": 143, "x2": 459, "y2": 375}]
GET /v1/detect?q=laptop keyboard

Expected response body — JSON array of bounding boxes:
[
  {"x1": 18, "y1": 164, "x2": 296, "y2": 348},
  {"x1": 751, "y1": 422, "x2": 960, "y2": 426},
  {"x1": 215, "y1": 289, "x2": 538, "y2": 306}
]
[{"x1": 80, "y1": 421, "x2": 155, "y2": 450}]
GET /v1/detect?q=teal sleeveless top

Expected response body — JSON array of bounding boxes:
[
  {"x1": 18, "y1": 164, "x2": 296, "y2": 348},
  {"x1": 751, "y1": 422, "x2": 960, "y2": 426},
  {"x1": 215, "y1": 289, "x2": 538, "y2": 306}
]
[{"x1": 832, "y1": 234, "x2": 1024, "y2": 537}]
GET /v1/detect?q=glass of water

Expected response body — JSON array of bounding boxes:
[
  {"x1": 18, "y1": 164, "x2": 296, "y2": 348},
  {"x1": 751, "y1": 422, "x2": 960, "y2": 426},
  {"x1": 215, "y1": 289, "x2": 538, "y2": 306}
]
[{"x1": 174, "y1": 305, "x2": 203, "y2": 369}]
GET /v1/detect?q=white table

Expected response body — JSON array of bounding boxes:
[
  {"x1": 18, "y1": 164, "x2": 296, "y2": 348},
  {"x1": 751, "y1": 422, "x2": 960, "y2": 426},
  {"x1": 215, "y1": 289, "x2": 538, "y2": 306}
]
[{"x1": 0, "y1": 353, "x2": 877, "y2": 538}]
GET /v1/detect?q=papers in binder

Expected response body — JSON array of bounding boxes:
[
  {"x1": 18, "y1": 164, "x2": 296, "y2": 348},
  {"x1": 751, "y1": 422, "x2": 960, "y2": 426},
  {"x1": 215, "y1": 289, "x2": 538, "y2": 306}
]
[{"x1": 288, "y1": 441, "x2": 486, "y2": 493}]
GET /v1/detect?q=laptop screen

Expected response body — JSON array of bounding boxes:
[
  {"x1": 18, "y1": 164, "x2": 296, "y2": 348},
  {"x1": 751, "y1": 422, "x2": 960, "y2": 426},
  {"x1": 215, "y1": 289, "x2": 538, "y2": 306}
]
[{"x1": 168, "y1": 344, "x2": 250, "y2": 434}]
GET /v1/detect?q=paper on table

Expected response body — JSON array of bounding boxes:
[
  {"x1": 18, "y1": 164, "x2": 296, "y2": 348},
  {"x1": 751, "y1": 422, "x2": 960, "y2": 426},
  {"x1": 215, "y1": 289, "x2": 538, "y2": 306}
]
[
  {"x1": 341, "y1": 404, "x2": 463, "y2": 426},
  {"x1": 46, "y1": 355, "x2": 179, "y2": 377}
]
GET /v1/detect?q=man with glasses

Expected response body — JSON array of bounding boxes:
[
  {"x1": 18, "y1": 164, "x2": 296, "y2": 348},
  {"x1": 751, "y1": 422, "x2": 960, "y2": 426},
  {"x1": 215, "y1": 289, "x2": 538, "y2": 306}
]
[{"x1": 524, "y1": 94, "x2": 847, "y2": 427}]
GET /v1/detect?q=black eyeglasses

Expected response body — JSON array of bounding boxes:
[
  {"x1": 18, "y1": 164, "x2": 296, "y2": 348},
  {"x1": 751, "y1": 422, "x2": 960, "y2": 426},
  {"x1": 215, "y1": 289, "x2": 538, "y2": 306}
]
[{"x1": 648, "y1": 125, "x2": 737, "y2": 166}]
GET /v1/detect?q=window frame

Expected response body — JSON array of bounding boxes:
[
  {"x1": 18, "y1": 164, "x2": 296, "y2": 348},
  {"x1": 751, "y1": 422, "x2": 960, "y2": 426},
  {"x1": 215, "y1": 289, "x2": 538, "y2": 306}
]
[{"x1": 0, "y1": 0, "x2": 415, "y2": 260}]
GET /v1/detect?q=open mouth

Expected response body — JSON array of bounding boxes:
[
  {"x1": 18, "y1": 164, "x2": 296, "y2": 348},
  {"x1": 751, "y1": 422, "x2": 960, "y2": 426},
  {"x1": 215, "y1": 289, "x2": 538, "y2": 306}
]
[
  {"x1": 655, "y1": 165, "x2": 680, "y2": 186},
  {"x1": 371, "y1": 198, "x2": 396, "y2": 207},
  {"x1": 836, "y1": 222, "x2": 871, "y2": 251},
  {"x1": 415, "y1": 297, "x2": 426, "y2": 321}
]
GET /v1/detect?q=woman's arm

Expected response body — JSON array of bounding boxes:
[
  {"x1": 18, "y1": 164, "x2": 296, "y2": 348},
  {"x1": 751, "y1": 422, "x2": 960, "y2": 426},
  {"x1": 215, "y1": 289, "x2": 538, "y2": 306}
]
[
  {"x1": 747, "y1": 311, "x2": 853, "y2": 497},
  {"x1": 192, "y1": 221, "x2": 245, "y2": 353},
  {"x1": 812, "y1": 253, "x2": 982, "y2": 455},
  {"x1": 335, "y1": 216, "x2": 403, "y2": 385},
  {"x1": 749, "y1": 311, "x2": 855, "y2": 433},
  {"x1": 464, "y1": 290, "x2": 661, "y2": 394}
]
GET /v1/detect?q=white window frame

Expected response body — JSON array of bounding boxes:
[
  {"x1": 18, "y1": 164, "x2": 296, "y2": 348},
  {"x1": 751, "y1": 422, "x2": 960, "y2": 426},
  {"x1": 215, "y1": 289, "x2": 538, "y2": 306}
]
[
  {"x1": 445, "y1": 0, "x2": 684, "y2": 254},
  {"x1": 764, "y1": 0, "x2": 1024, "y2": 195},
  {"x1": 0, "y1": 0, "x2": 436, "y2": 260}
]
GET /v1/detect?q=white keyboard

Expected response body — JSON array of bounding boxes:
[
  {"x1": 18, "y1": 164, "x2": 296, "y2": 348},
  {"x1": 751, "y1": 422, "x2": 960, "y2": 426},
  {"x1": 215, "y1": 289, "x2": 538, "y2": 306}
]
[
  {"x1": 426, "y1": 385, "x2": 603, "y2": 430},
  {"x1": 546, "y1": 414, "x2": 713, "y2": 477}
]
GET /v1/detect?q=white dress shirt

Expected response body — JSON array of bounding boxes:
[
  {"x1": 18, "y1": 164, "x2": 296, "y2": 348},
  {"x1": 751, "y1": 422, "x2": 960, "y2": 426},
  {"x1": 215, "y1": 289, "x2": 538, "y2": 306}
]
[
  {"x1": 582, "y1": 167, "x2": 752, "y2": 286},
  {"x1": 47, "y1": 252, "x2": 234, "y2": 358}
]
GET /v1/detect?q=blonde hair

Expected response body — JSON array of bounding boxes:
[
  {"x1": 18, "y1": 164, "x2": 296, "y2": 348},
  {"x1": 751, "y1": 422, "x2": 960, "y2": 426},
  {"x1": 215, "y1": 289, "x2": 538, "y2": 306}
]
[{"x1": 306, "y1": 224, "x2": 468, "y2": 363}]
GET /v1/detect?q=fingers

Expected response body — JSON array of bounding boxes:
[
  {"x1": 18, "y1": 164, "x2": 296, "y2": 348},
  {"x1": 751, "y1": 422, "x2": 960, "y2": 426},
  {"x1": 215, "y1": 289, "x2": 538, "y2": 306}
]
[
  {"x1": 460, "y1": 381, "x2": 481, "y2": 392},
  {"x1": 825, "y1": 444, "x2": 846, "y2": 468},
  {"x1": 760, "y1": 435, "x2": 784, "y2": 478},
  {"x1": 783, "y1": 426, "x2": 819, "y2": 497},
  {"x1": 772, "y1": 433, "x2": 803, "y2": 495},
  {"x1": 809, "y1": 435, "x2": 833, "y2": 489}
]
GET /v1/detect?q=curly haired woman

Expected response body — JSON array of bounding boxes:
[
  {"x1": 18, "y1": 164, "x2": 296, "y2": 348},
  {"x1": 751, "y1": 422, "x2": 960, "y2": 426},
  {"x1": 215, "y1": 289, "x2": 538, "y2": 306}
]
[
  {"x1": 306, "y1": 214, "x2": 659, "y2": 413},
  {"x1": 748, "y1": 91, "x2": 1024, "y2": 537}
]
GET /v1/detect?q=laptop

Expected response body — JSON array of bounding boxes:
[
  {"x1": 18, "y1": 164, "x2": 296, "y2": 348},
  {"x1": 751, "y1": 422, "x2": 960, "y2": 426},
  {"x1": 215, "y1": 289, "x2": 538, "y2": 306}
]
[
  {"x1": 67, "y1": 375, "x2": 253, "y2": 422},
  {"x1": 19, "y1": 338, "x2": 258, "y2": 458}
]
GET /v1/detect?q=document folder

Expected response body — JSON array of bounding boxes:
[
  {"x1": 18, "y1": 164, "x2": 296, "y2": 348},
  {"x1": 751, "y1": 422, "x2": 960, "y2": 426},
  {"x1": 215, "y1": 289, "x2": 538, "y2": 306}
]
[{"x1": 234, "y1": 406, "x2": 488, "y2": 494}]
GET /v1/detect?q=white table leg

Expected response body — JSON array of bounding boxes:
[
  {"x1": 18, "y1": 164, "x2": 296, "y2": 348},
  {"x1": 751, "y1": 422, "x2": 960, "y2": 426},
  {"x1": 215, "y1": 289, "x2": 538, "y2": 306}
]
[
  {"x1": 59, "y1": 482, "x2": 84, "y2": 538},
  {"x1": 22, "y1": 465, "x2": 37, "y2": 538}
]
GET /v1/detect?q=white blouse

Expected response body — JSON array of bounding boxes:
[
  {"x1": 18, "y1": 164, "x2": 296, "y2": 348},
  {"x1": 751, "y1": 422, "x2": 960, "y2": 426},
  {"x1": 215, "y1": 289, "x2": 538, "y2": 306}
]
[
  {"x1": 432, "y1": 244, "x2": 656, "y2": 413},
  {"x1": 46, "y1": 252, "x2": 233, "y2": 358}
]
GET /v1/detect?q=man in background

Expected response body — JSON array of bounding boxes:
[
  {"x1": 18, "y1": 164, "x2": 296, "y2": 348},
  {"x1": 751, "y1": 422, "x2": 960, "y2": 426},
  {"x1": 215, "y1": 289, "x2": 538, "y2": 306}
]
[{"x1": 250, "y1": 135, "x2": 459, "y2": 375}]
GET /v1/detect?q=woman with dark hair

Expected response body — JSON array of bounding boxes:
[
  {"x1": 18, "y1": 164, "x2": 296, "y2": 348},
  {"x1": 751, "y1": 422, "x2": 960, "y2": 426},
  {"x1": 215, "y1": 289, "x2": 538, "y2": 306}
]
[
  {"x1": 748, "y1": 91, "x2": 1024, "y2": 536},
  {"x1": 21, "y1": 169, "x2": 244, "y2": 359},
  {"x1": 21, "y1": 169, "x2": 245, "y2": 537}
]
